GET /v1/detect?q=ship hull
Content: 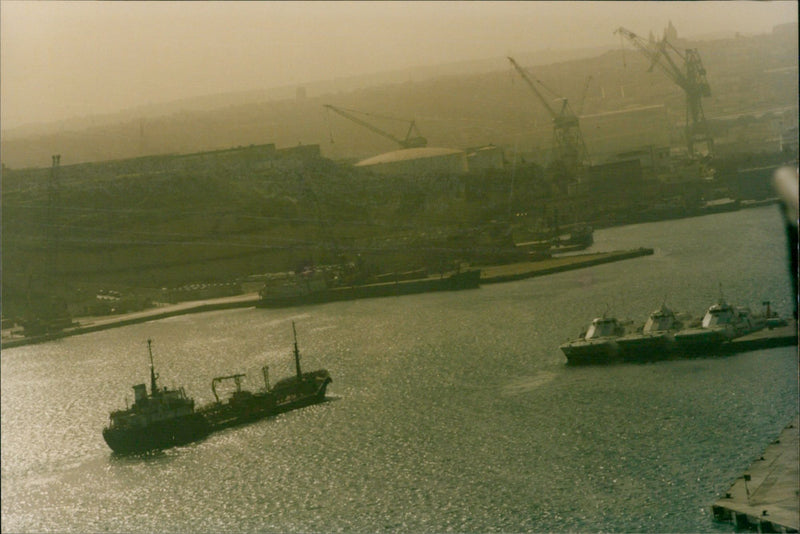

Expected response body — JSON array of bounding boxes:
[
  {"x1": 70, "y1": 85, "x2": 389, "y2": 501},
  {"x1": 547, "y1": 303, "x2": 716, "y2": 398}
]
[
  {"x1": 104, "y1": 373, "x2": 331, "y2": 454},
  {"x1": 673, "y1": 327, "x2": 731, "y2": 355},
  {"x1": 617, "y1": 333, "x2": 674, "y2": 362},
  {"x1": 560, "y1": 339, "x2": 620, "y2": 365},
  {"x1": 200, "y1": 372, "x2": 332, "y2": 431},
  {"x1": 102, "y1": 412, "x2": 211, "y2": 454}
]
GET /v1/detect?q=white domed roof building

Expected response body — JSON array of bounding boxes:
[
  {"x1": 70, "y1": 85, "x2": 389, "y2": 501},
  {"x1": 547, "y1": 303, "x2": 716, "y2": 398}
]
[{"x1": 354, "y1": 147, "x2": 468, "y2": 176}]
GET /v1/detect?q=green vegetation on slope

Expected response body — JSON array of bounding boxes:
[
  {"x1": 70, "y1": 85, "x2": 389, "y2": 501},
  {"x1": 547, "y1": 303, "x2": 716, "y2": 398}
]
[{"x1": 1, "y1": 148, "x2": 525, "y2": 319}]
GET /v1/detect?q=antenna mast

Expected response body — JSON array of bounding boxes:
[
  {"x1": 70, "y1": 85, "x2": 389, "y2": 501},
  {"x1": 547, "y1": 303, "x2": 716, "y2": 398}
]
[
  {"x1": 147, "y1": 339, "x2": 159, "y2": 395},
  {"x1": 292, "y1": 322, "x2": 302, "y2": 379}
]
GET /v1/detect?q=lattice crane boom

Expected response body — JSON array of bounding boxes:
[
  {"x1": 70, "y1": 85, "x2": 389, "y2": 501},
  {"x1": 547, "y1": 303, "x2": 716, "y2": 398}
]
[
  {"x1": 507, "y1": 56, "x2": 559, "y2": 120},
  {"x1": 577, "y1": 75, "x2": 593, "y2": 115},
  {"x1": 507, "y1": 56, "x2": 588, "y2": 168},
  {"x1": 324, "y1": 104, "x2": 427, "y2": 149},
  {"x1": 614, "y1": 26, "x2": 714, "y2": 158}
]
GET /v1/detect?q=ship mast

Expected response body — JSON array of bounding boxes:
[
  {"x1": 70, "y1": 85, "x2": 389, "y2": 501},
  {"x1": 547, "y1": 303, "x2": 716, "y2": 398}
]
[
  {"x1": 147, "y1": 338, "x2": 159, "y2": 395},
  {"x1": 292, "y1": 322, "x2": 302, "y2": 379}
]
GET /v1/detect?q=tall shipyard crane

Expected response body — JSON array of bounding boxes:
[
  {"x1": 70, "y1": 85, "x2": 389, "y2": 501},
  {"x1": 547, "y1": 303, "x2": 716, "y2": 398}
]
[
  {"x1": 614, "y1": 26, "x2": 714, "y2": 158},
  {"x1": 324, "y1": 104, "x2": 427, "y2": 149},
  {"x1": 507, "y1": 56, "x2": 589, "y2": 171}
]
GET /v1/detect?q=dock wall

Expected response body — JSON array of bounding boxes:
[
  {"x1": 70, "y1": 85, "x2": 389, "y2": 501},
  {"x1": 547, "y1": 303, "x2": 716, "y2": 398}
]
[
  {"x1": 479, "y1": 248, "x2": 654, "y2": 284},
  {"x1": 712, "y1": 417, "x2": 799, "y2": 533}
]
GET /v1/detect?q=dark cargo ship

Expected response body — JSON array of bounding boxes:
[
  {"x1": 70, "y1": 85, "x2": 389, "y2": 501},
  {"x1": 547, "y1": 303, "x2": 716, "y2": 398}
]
[
  {"x1": 198, "y1": 323, "x2": 332, "y2": 431},
  {"x1": 102, "y1": 324, "x2": 331, "y2": 454},
  {"x1": 102, "y1": 339, "x2": 211, "y2": 454}
]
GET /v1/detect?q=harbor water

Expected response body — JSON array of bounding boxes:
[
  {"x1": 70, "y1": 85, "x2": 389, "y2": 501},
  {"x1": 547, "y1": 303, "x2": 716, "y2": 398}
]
[{"x1": 2, "y1": 206, "x2": 797, "y2": 533}]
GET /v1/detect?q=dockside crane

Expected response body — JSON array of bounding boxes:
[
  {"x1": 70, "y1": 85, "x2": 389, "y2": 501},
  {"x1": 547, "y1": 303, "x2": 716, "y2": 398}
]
[
  {"x1": 507, "y1": 56, "x2": 589, "y2": 171},
  {"x1": 614, "y1": 26, "x2": 714, "y2": 158},
  {"x1": 577, "y1": 75, "x2": 593, "y2": 115},
  {"x1": 324, "y1": 104, "x2": 427, "y2": 149}
]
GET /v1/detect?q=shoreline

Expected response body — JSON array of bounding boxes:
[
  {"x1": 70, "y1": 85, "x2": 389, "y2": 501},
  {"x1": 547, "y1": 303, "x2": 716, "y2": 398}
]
[{"x1": 2, "y1": 248, "x2": 654, "y2": 349}]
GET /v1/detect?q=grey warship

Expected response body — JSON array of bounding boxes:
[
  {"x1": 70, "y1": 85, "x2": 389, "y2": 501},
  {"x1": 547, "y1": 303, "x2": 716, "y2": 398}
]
[
  {"x1": 560, "y1": 315, "x2": 627, "y2": 365},
  {"x1": 673, "y1": 298, "x2": 765, "y2": 354},
  {"x1": 616, "y1": 304, "x2": 685, "y2": 361}
]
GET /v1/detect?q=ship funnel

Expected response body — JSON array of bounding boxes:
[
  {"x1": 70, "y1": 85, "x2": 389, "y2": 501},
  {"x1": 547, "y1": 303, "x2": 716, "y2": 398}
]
[{"x1": 133, "y1": 383, "x2": 147, "y2": 404}]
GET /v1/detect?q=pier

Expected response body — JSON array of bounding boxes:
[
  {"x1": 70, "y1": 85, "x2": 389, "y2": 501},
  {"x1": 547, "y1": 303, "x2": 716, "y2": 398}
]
[
  {"x1": 1, "y1": 294, "x2": 261, "y2": 349},
  {"x1": 479, "y1": 247, "x2": 654, "y2": 284},
  {"x1": 712, "y1": 417, "x2": 799, "y2": 532},
  {"x1": 724, "y1": 320, "x2": 798, "y2": 353}
]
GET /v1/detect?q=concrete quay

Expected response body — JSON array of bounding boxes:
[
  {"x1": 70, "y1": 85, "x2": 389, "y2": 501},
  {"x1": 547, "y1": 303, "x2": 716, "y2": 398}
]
[
  {"x1": 712, "y1": 416, "x2": 799, "y2": 532},
  {"x1": 479, "y1": 247, "x2": 654, "y2": 284},
  {"x1": 724, "y1": 321, "x2": 798, "y2": 354},
  {"x1": 1, "y1": 293, "x2": 261, "y2": 349}
]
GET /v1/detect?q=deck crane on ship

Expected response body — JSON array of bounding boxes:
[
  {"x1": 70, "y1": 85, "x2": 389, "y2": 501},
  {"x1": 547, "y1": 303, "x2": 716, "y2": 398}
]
[
  {"x1": 323, "y1": 104, "x2": 427, "y2": 149},
  {"x1": 507, "y1": 56, "x2": 590, "y2": 176},
  {"x1": 614, "y1": 26, "x2": 714, "y2": 158}
]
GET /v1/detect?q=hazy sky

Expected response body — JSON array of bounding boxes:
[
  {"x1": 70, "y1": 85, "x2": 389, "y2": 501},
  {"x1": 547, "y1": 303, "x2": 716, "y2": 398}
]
[{"x1": 1, "y1": 1, "x2": 796, "y2": 130}]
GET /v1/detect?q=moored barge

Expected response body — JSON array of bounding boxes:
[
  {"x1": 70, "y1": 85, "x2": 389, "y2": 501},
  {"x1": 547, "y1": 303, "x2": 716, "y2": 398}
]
[{"x1": 256, "y1": 269, "x2": 480, "y2": 308}]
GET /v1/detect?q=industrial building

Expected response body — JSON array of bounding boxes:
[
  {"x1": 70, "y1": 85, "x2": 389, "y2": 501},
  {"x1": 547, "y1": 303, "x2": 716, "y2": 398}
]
[
  {"x1": 580, "y1": 105, "x2": 671, "y2": 158},
  {"x1": 466, "y1": 145, "x2": 505, "y2": 172}
]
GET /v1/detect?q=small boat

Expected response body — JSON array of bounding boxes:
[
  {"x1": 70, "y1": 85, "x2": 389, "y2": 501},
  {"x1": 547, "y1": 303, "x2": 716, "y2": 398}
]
[
  {"x1": 102, "y1": 340, "x2": 212, "y2": 454},
  {"x1": 560, "y1": 315, "x2": 627, "y2": 365},
  {"x1": 617, "y1": 304, "x2": 684, "y2": 361}
]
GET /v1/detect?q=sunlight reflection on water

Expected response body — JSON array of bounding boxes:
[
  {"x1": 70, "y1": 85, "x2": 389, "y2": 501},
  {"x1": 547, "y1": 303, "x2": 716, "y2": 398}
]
[{"x1": 2, "y1": 207, "x2": 797, "y2": 533}]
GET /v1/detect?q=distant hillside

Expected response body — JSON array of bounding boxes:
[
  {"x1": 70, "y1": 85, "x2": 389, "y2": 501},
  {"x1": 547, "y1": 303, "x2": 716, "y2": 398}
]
[
  {"x1": 1, "y1": 143, "x2": 508, "y2": 318},
  {"x1": 0, "y1": 46, "x2": 612, "y2": 142},
  {"x1": 1, "y1": 25, "x2": 797, "y2": 169}
]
